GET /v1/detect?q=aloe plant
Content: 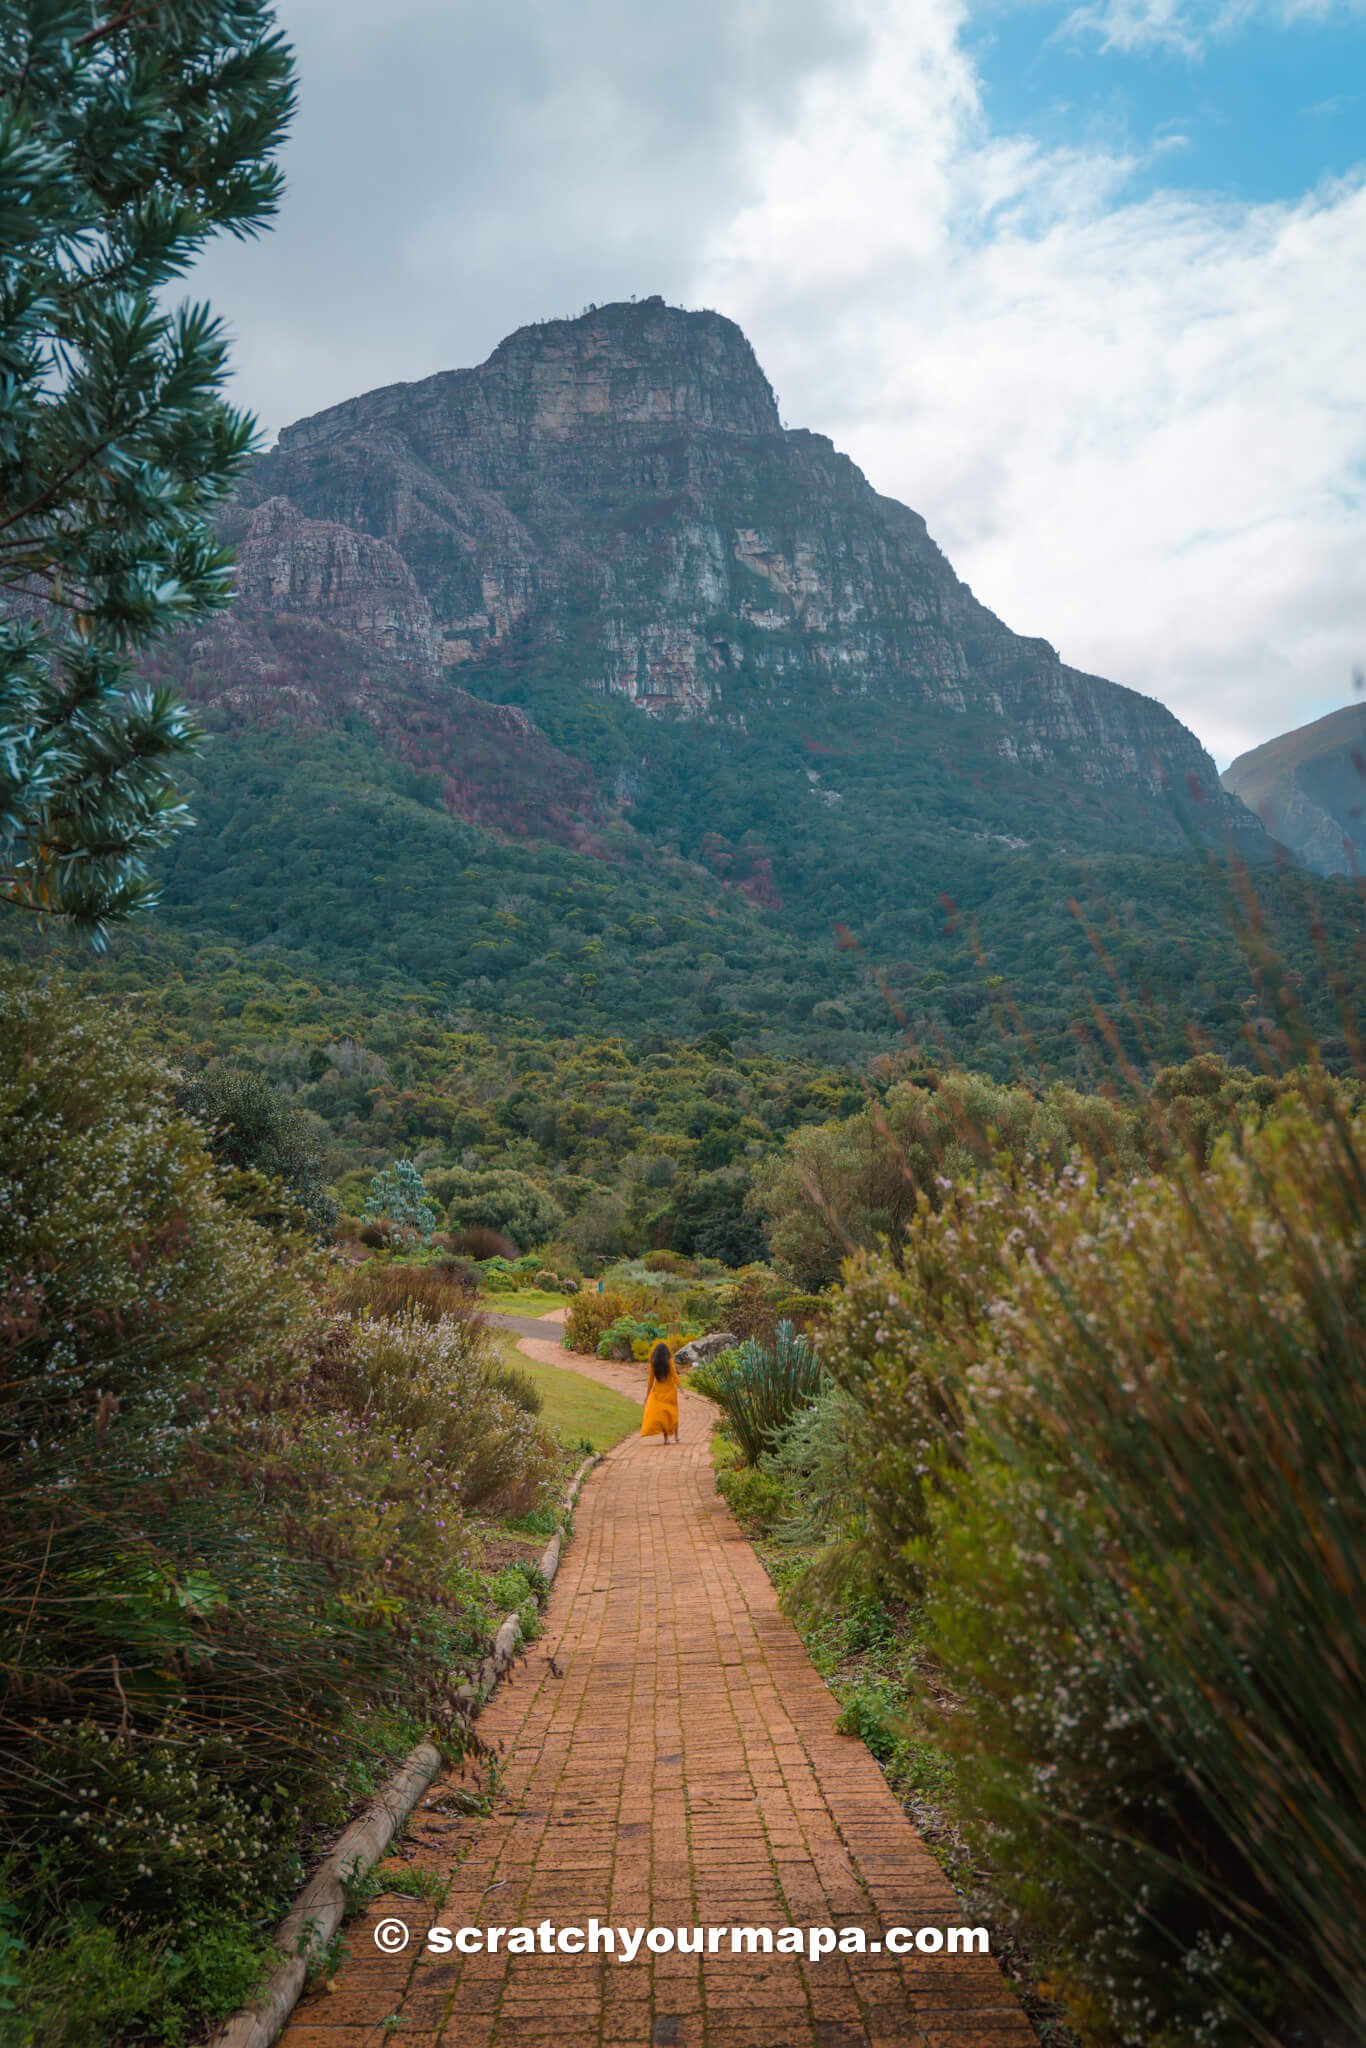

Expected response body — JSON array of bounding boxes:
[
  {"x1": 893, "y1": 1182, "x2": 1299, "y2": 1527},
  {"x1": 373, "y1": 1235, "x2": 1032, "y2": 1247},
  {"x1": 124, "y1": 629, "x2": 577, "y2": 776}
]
[{"x1": 710, "y1": 1321, "x2": 824, "y2": 1466}]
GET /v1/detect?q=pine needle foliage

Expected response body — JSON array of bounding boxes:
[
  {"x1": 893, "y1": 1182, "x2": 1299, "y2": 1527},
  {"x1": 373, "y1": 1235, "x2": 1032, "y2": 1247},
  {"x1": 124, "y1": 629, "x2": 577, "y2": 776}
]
[{"x1": 0, "y1": 0, "x2": 295, "y2": 936}]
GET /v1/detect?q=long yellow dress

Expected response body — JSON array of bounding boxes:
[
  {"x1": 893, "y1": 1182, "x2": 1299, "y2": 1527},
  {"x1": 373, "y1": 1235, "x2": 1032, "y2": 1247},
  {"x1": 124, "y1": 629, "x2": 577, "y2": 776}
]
[{"x1": 640, "y1": 1352, "x2": 680, "y2": 1440}]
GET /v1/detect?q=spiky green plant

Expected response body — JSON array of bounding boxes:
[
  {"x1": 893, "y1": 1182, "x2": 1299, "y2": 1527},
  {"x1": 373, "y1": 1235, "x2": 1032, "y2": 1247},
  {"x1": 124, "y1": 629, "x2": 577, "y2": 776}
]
[{"x1": 708, "y1": 1319, "x2": 825, "y2": 1466}]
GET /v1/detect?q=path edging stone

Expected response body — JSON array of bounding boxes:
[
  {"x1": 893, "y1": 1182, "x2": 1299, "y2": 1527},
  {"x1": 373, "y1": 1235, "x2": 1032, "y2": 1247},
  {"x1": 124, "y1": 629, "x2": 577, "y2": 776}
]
[{"x1": 209, "y1": 1452, "x2": 599, "y2": 2048}]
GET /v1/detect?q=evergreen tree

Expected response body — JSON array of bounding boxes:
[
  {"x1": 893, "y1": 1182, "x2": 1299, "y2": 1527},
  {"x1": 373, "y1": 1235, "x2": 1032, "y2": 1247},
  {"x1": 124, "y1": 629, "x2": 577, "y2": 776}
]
[
  {"x1": 364, "y1": 1159, "x2": 437, "y2": 1244},
  {"x1": 0, "y1": 0, "x2": 294, "y2": 938},
  {"x1": 178, "y1": 1063, "x2": 336, "y2": 1235}
]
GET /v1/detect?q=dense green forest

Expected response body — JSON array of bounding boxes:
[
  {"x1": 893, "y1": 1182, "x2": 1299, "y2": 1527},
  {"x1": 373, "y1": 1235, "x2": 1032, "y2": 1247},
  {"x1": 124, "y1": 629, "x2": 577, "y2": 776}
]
[
  {"x1": 18, "y1": 691, "x2": 1361, "y2": 1100},
  {"x1": 1, "y1": 932, "x2": 868, "y2": 1260}
]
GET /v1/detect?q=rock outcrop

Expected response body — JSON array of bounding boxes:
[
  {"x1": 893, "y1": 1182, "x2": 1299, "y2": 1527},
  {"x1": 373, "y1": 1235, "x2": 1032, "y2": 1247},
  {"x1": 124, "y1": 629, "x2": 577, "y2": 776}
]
[
  {"x1": 675, "y1": 1333, "x2": 739, "y2": 1370},
  {"x1": 229, "y1": 295, "x2": 1257, "y2": 843},
  {"x1": 226, "y1": 495, "x2": 442, "y2": 674},
  {"x1": 154, "y1": 498, "x2": 605, "y2": 848}
]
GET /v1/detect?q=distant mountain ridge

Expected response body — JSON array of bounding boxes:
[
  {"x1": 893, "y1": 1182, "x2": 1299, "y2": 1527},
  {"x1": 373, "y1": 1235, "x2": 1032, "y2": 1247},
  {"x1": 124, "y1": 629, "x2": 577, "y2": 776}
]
[{"x1": 1222, "y1": 703, "x2": 1366, "y2": 876}]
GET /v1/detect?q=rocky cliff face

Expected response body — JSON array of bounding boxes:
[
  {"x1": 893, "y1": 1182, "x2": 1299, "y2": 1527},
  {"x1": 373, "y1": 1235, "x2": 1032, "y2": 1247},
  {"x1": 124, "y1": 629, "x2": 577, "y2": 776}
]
[
  {"x1": 133, "y1": 300, "x2": 1366, "y2": 1073},
  {"x1": 156, "y1": 498, "x2": 605, "y2": 848},
  {"x1": 230, "y1": 296, "x2": 1255, "y2": 842},
  {"x1": 226, "y1": 495, "x2": 442, "y2": 673}
]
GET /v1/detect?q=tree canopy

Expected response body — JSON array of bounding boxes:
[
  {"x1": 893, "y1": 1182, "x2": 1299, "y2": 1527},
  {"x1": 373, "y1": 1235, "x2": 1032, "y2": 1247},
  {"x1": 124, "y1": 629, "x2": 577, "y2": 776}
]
[
  {"x1": 429, "y1": 1166, "x2": 565, "y2": 1253},
  {"x1": 178, "y1": 1062, "x2": 335, "y2": 1234}
]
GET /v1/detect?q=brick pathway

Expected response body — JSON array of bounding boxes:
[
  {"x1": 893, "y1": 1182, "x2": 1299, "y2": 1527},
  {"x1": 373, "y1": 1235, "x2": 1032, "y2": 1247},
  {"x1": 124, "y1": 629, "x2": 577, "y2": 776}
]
[{"x1": 281, "y1": 1338, "x2": 1032, "y2": 2048}]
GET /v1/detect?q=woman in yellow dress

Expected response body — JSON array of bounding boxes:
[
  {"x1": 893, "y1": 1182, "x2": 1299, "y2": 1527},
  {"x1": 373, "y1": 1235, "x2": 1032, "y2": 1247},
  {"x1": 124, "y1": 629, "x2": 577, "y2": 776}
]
[{"x1": 641, "y1": 1339, "x2": 680, "y2": 1444}]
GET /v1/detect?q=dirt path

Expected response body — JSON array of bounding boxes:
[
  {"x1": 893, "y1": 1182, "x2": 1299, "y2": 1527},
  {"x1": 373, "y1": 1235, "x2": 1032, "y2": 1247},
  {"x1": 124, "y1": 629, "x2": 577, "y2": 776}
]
[
  {"x1": 280, "y1": 1339, "x2": 1031, "y2": 2048},
  {"x1": 483, "y1": 1307, "x2": 569, "y2": 1340}
]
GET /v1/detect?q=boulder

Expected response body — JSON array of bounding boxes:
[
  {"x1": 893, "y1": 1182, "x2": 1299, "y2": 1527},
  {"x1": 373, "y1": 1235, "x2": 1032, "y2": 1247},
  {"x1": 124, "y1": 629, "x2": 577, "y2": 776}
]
[{"x1": 675, "y1": 1331, "x2": 738, "y2": 1370}]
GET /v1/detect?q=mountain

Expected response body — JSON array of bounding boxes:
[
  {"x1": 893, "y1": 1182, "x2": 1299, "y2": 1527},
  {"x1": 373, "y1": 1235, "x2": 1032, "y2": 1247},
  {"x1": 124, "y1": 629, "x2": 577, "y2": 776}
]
[
  {"x1": 1222, "y1": 703, "x2": 1366, "y2": 876},
  {"x1": 234, "y1": 296, "x2": 1254, "y2": 832},
  {"x1": 121, "y1": 298, "x2": 1361, "y2": 1076}
]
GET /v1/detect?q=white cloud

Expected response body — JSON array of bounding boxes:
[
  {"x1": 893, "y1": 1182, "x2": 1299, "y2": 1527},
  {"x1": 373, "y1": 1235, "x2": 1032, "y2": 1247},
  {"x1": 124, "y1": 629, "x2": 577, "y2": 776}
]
[
  {"x1": 1056, "y1": 0, "x2": 1366, "y2": 59},
  {"x1": 691, "y1": 0, "x2": 1366, "y2": 761},
  {"x1": 189, "y1": 0, "x2": 860, "y2": 436}
]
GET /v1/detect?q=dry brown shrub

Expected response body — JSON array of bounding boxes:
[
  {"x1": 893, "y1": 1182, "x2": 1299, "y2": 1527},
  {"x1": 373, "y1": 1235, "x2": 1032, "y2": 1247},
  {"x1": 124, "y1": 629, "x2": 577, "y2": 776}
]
[
  {"x1": 333, "y1": 1259, "x2": 482, "y2": 1326},
  {"x1": 449, "y1": 1223, "x2": 518, "y2": 1260}
]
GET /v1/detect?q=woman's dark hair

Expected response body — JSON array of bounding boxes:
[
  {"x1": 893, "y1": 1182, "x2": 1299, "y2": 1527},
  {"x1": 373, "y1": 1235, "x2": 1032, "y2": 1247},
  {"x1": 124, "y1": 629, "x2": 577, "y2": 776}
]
[{"x1": 650, "y1": 1341, "x2": 672, "y2": 1382}]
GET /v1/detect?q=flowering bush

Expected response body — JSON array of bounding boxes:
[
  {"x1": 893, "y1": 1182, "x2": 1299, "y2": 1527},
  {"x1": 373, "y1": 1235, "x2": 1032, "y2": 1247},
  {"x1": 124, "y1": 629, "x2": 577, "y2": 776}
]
[
  {"x1": 564, "y1": 1288, "x2": 631, "y2": 1353},
  {"x1": 40, "y1": 1721, "x2": 280, "y2": 1923},
  {"x1": 824, "y1": 1095, "x2": 1366, "y2": 2046},
  {"x1": 304, "y1": 1311, "x2": 554, "y2": 1514},
  {"x1": 0, "y1": 975, "x2": 559, "y2": 2041}
]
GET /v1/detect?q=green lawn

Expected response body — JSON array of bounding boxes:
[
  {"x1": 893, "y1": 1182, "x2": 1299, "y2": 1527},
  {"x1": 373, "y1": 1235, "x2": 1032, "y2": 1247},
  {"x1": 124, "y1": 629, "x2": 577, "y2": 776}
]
[
  {"x1": 481, "y1": 1289, "x2": 567, "y2": 1318},
  {"x1": 498, "y1": 1336, "x2": 640, "y2": 1452}
]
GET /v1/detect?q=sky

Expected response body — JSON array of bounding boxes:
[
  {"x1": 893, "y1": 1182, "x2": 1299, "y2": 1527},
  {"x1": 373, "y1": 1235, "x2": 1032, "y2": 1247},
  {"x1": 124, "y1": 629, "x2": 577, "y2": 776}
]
[{"x1": 190, "y1": 0, "x2": 1366, "y2": 767}]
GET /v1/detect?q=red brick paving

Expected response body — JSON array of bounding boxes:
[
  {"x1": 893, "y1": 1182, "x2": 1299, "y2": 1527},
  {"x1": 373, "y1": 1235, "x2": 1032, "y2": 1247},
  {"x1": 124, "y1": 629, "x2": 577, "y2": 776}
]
[{"x1": 281, "y1": 1339, "x2": 1032, "y2": 2048}]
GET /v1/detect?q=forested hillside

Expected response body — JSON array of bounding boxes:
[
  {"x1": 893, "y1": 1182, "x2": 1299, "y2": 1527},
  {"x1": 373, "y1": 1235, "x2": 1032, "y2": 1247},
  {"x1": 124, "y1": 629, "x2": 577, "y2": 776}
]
[{"x1": 20, "y1": 701, "x2": 1361, "y2": 1096}]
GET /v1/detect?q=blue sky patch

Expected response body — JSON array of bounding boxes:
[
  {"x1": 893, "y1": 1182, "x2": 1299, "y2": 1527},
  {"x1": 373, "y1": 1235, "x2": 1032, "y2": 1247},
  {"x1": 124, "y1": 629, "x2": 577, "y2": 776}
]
[{"x1": 967, "y1": 3, "x2": 1366, "y2": 205}]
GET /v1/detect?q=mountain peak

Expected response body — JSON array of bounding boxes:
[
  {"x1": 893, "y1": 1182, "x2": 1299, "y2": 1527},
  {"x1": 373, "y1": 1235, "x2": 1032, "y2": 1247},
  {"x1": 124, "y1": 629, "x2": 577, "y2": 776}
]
[
  {"x1": 485, "y1": 296, "x2": 781, "y2": 438},
  {"x1": 1223, "y1": 701, "x2": 1366, "y2": 874},
  {"x1": 276, "y1": 297, "x2": 780, "y2": 456}
]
